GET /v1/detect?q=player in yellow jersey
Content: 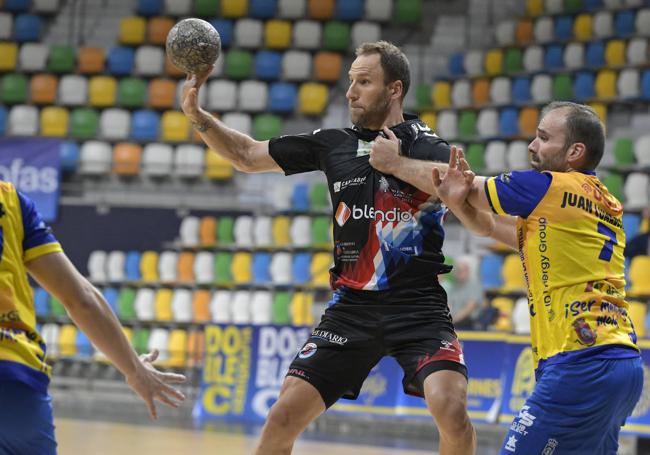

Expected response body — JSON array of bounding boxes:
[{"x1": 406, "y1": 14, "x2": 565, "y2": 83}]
[
  {"x1": 0, "y1": 181, "x2": 186, "y2": 454},
  {"x1": 368, "y1": 101, "x2": 643, "y2": 454}
]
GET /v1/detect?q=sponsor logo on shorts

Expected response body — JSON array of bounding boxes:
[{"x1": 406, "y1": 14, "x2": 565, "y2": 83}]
[
  {"x1": 416, "y1": 339, "x2": 465, "y2": 370},
  {"x1": 287, "y1": 368, "x2": 308, "y2": 379},
  {"x1": 504, "y1": 435, "x2": 517, "y2": 452},
  {"x1": 298, "y1": 342, "x2": 318, "y2": 359},
  {"x1": 311, "y1": 330, "x2": 348, "y2": 345},
  {"x1": 542, "y1": 439, "x2": 558, "y2": 454},
  {"x1": 509, "y1": 405, "x2": 536, "y2": 436}
]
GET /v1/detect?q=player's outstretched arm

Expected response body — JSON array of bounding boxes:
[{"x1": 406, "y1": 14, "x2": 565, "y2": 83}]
[
  {"x1": 181, "y1": 70, "x2": 281, "y2": 173},
  {"x1": 27, "y1": 252, "x2": 186, "y2": 420}
]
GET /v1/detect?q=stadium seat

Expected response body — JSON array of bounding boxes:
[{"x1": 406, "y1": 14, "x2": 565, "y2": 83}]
[
  {"x1": 313, "y1": 51, "x2": 342, "y2": 83},
  {"x1": 214, "y1": 253, "x2": 233, "y2": 286},
  {"x1": 0, "y1": 108, "x2": 6, "y2": 137},
  {"x1": 142, "y1": 143, "x2": 173, "y2": 176},
  {"x1": 59, "y1": 325, "x2": 78, "y2": 358},
  {"x1": 167, "y1": 329, "x2": 188, "y2": 367},
  {"x1": 544, "y1": 44, "x2": 564, "y2": 71},
  {"x1": 480, "y1": 254, "x2": 504, "y2": 288},
  {"x1": 637, "y1": 8, "x2": 650, "y2": 37},
  {"x1": 292, "y1": 253, "x2": 312, "y2": 284},
  {"x1": 88, "y1": 76, "x2": 117, "y2": 107},
  {"x1": 433, "y1": 110, "x2": 455, "y2": 139},
  {"x1": 629, "y1": 256, "x2": 650, "y2": 295},
  {"x1": 495, "y1": 21, "x2": 516, "y2": 47},
  {"x1": 585, "y1": 40, "x2": 605, "y2": 67},
  {"x1": 593, "y1": 11, "x2": 614, "y2": 38},
  {"x1": 137, "y1": 0, "x2": 163, "y2": 15},
  {"x1": 501, "y1": 254, "x2": 526, "y2": 291},
  {"x1": 627, "y1": 38, "x2": 648, "y2": 65},
  {"x1": 198, "y1": 217, "x2": 218, "y2": 248},
  {"x1": 642, "y1": 70, "x2": 650, "y2": 101},
  {"x1": 618, "y1": 69, "x2": 640, "y2": 98},
  {"x1": 308, "y1": 0, "x2": 333, "y2": 19},
  {"x1": 161, "y1": 110, "x2": 189, "y2": 142},
  {"x1": 131, "y1": 110, "x2": 160, "y2": 141},
  {"x1": 552, "y1": 74, "x2": 573, "y2": 100},
  {"x1": 222, "y1": 112, "x2": 251, "y2": 136},
  {"x1": 335, "y1": 0, "x2": 362, "y2": 20},
  {"x1": 70, "y1": 108, "x2": 99, "y2": 139},
  {"x1": 253, "y1": 216, "x2": 273, "y2": 247},
  {"x1": 0, "y1": 13, "x2": 12, "y2": 40},
  {"x1": 515, "y1": 19, "x2": 533, "y2": 45},
  {"x1": 601, "y1": 173, "x2": 624, "y2": 201},
  {"x1": 112, "y1": 143, "x2": 141, "y2": 175},
  {"x1": 622, "y1": 213, "x2": 641, "y2": 240},
  {"x1": 194, "y1": 251, "x2": 215, "y2": 284},
  {"x1": 118, "y1": 77, "x2": 147, "y2": 108},
  {"x1": 463, "y1": 143, "x2": 483, "y2": 171},
  {"x1": 484, "y1": 49, "x2": 503, "y2": 76},
  {"x1": 88, "y1": 250, "x2": 108, "y2": 282},
  {"x1": 564, "y1": 42, "x2": 585, "y2": 69},
  {"x1": 148, "y1": 78, "x2": 175, "y2": 109},
  {"x1": 120, "y1": 16, "x2": 146, "y2": 45},
  {"x1": 507, "y1": 140, "x2": 530, "y2": 169},
  {"x1": 174, "y1": 144, "x2": 204, "y2": 178},
  {"x1": 583, "y1": 0, "x2": 604, "y2": 11},
  {"x1": 232, "y1": 252, "x2": 253, "y2": 285},
  {"x1": 253, "y1": 50, "x2": 281, "y2": 81},
  {"x1": 635, "y1": 135, "x2": 650, "y2": 165},
  {"x1": 624, "y1": 173, "x2": 650, "y2": 209},
  {"x1": 574, "y1": 14, "x2": 593, "y2": 41},
  {"x1": 13, "y1": 14, "x2": 42, "y2": 43},
  {"x1": 223, "y1": 49, "x2": 253, "y2": 80},
  {"x1": 209, "y1": 290, "x2": 231, "y2": 323},
  {"x1": 310, "y1": 183, "x2": 329, "y2": 211},
  {"x1": 193, "y1": 0, "x2": 218, "y2": 16},
  {"x1": 158, "y1": 251, "x2": 178, "y2": 282},
  {"x1": 511, "y1": 77, "x2": 531, "y2": 104},
  {"x1": 595, "y1": 70, "x2": 617, "y2": 99},
  {"x1": 34, "y1": 288, "x2": 50, "y2": 317},
  {"x1": 291, "y1": 292, "x2": 314, "y2": 326},
  {"x1": 131, "y1": 328, "x2": 150, "y2": 355},
  {"x1": 604, "y1": 40, "x2": 626, "y2": 68},
  {"x1": 49, "y1": 297, "x2": 66, "y2": 317},
  {"x1": 271, "y1": 292, "x2": 291, "y2": 324},
  {"x1": 238, "y1": 80, "x2": 268, "y2": 111},
  {"x1": 490, "y1": 77, "x2": 511, "y2": 105},
  {"x1": 615, "y1": 10, "x2": 636, "y2": 38},
  {"x1": 45, "y1": 45, "x2": 75, "y2": 74},
  {"x1": 533, "y1": 16, "x2": 554, "y2": 43},
  {"x1": 140, "y1": 252, "x2": 160, "y2": 283},
  {"x1": 252, "y1": 253, "x2": 272, "y2": 284},
  {"x1": 555, "y1": 15, "x2": 574, "y2": 41},
  {"x1": 448, "y1": 53, "x2": 465, "y2": 77},
  {"x1": 522, "y1": 45, "x2": 544, "y2": 72},
  {"x1": 503, "y1": 48, "x2": 523, "y2": 75},
  {"x1": 231, "y1": 291, "x2": 251, "y2": 324},
  {"x1": 545, "y1": 0, "x2": 563, "y2": 13},
  {"x1": 518, "y1": 107, "x2": 538, "y2": 137},
  {"x1": 574, "y1": 71, "x2": 596, "y2": 100},
  {"x1": 484, "y1": 141, "x2": 508, "y2": 171},
  {"x1": 41, "y1": 324, "x2": 60, "y2": 358},
  {"x1": 192, "y1": 290, "x2": 211, "y2": 322},
  {"x1": 269, "y1": 82, "x2": 297, "y2": 113},
  {"x1": 177, "y1": 251, "x2": 195, "y2": 283},
  {"x1": 134, "y1": 46, "x2": 164, "y2": 76},
  {"x1": 18, "y1": 43, "x2": 46, "y2": 72},
  {"x1": 265, "y1": 20, "x2": 292, "y2": 49},
  {"x1": 271, "y1": 216, "x2": 291, "y2": 247},
  {"x1": 8, "y1": 105, "x2": 38, "y2": 136},
  {"x1": 58, "y1": 75, "x2": 88, "y2": 106},
  {"x1": 40, "y1": 106, "x2": 68, "y2": 137},
  {"x1": 278, "y1": 0, "x2": 305, "y2": 18},
  {"x1": 395, "y1": 0, "x2": 421, "y2": 23},
  {"x1": 206, "y1": 19, "x2": 233, "y2": 50},
  {"x1": 147, "y1": 16, "x2": 174, "y2": 45},
  {"x1": 351, "y1": 21, "x2": 380, "y2": 48},
  {"x1": 614, "y1": 138, "x2": 635, "y2": 166},
  {"x1": 471, "y1": 78, "x2": 489, "y2": 106},
  {"x1": 499, "y1": 108, "x2": 519, "y2": 137},
  {"x1": 491, "y1": 297, "x2": 514, "y2": 332},
  {"x1": 432, "y1": 81, "x2": 450, "y2": 108},
  {"x1": 125, "y1": 252, "x2": 142, "y2": 281},
  {"x1": 234, "y1": 215, "x2": 254, "y2": 247},
  {"x1": 282, "y1": 50, "x2": 311, "y2": 81},
  {"x1": 204, "y1": 151, "x2": 234, "y2": 180},
  {"x1": 148, "y1": 328, "x2": 170, "y2": 363},
  {"x1": 252, "y1": 113, "x2": 282, "y2": 140},
  {"x1": 450, "y1": 80, "x2": 471, "y2": 108},
  {"x1": 457, "y1": 111, "x2": 477, "y2": 141},
  {"x1": 292, "y1": 20, "x2": 321, "y2": 50},
  {"x1": 1, "y1": 73, "x2": 27, "y2": 104},
  {"x1": 270, "y1": 252, "x2": 292, "y2": 285},
  {"x1": 154, "y1": 288, "x2": 173, "y2": 320},
  {"x1": 628, "y1": 301, "x2": 646, "y2": 338},
  {"x1": 462, "y1": 50, "x2": 483, "y2": 77},
  {"x1": 323, "y1": 21, "x2": 350, "y2": 51},
  {"x1": 236, "y1": 18, "x2": 264, "y2": 48},
  {"x1": 299, "y1": 83, "x2": 328, "y2": 115},
  {"x1": 107, "y1": 46, "x2": 135, "y2": 76},
  {"x1": 221, "y1": 0, "x2": 248, "y2": 16},
  {"x1": 165, "y1": 0, "x2": 191, "y2": 15}
]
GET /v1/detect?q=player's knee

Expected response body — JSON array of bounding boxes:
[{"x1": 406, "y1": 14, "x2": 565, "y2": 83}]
[{"x1": 426, "y1": 392, "x2": 472, "y2": 436}]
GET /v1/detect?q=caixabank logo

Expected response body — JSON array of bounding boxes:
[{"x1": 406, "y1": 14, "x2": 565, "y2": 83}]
[{"x1": 334, "y1": 202, "x2": 414, "y2": 227}]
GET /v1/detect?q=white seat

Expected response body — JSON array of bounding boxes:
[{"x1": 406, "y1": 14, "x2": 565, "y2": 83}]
[
  {"x1": 0, "y1": 13, "x2": 12, "y2": 40},
  {"x1": 238, "y1": 80, "x2": 268, "y2": 111},
  {"x1": 289, "y1": 215, "x2": 311, "y2": 247},
  {"x1": 600, "y1": 138, "x2": 616, "y2": 168},
  {"x1": 231, "y1": 290, "x2": 251, "y2": 324},
  {"x1": 253, "y1": 216, "x2": 273, "y2": 247},
  {"x1": 208, "y1": 54, "x2": 225, "y2": 79},
  {"x1": 477, "y1": 109, "x2": 499, "y2": 138},
  {"x1": 494, "y1": 20, "x2": 516, "y2": 46},
  {"x1": 490, "y1": 77, "x2": 511, "y2": 105},
  {"x1": 222, "y1": 112, "x2": 251, "y2": 136},
  {"x1": 451, "y1": 79, "x2": 471, "y2": 108},
  {"x1": 636, "y1": 9, "x2": 650, "y2": 37},
  {"x1": 106, "y1": 250, "x2": 126, "y2": 282},
  {"x1": 174, "y1": 144, "x2": 204, "y2": 177},
  {"x1": 179, "y1": 216, "x2": 200, "y2": 247},
  {"x1": 79, "y1": 140, "x2": 112, "y2": 175},
  {"x1": 282, "y1": 51, "x2": 311, "y2": 81},
  {"x1": 207, "y1": 79, "x2": 237, "y2": 111},
  {"x1": 513, "y1": 297, "x2": 531, "y2": 334},
  {"x1": 251, "y1": 290, "x2": 272, "y2": 325},
  {"x1": 210, "y1": 290, "x2": 233, "y2": 323},
  {"x1": 270, "y1": 252, "x2": 292, "y2": 284},
  {"x1": 278, "y1": 0, "x2": 305, "y2": 18},
  {"x1": 603, "y1": 0, "x2": 625, "y2": 7},
  {"x1": 41, "y1": 324, "x2": 60, "y2": 358},
  {"x1": 463, "y1": 50, "x2": 484, "y2": 77},
  {"x1": 142, "y1": 143, "x2": 173, "y2": 177},
  {"x1": 523, "y1": 45, "x2": 544, "y2": 73},
  {"x1": 625, "y1": 0, "x2": 643, "y2": 6},
  {"x1": 635, "y1": 135, "x2": 650, "y2": 165},
  {"x1": 484, "y1": 141, "x2": 508, "y2": 172},
  {"x1": 171, "y1": 289, "x2": 192, "y2": 322},
  {"x1": 135, "y1": 46, "x2": 164, "y2": 76},
  {"x1": 8, "y1": 105, "x2": 38, "y2": 136},
  {"x1": 18, "y1": 43, "x2": 48, "y2": 72},
  {"x1": 531, "y1": 74, "x2": 552, "y2": 103},
  {"x1": 134, "y1": 288, "x2": 156, "y2": 321},
  {"x1": 507, "y1": 141, "x2": 530, "y2": 170},
  {"x1": 272, "y1": 182, "x2": 293, "y2": 211},
  {"x1": 158, "y1": 251, "x2": 178, "y2": 282},
  {"x1": 533, "y1": 17, "x2": 554, "y2": 44},
  {"x1": 351, "y1": 21, "x2": 381, "y2": 48},
  {"x1": 147, "y1": 328, "x2": 170, "y2": 361},
  {"x1": 563, "y1": 43, "x2": 585, "y2": 70},
  {"x1": 364, "y1": 0, "x2": 392, "y2": 21},
  {"x1": 193, "y1": 252, "x2": 214, "y2": 284},
  {"x1": 544, "y1": 0, "x2": 563, "y2": 13},
  {"x1": 293, "y1": 20, "x2": 321, "y2": 50},
  {"x1": 593, "y1": 11, "x2": 614, "y2": 38},
  {"x1": 164, "y1": 0, "x2": 191, "y2": 15},
  {"x1": 618, "y1": 69, "x2": 640, "y2": 99},
  {"x1": 235, "y1": 18, "x2": 263, "y2": 48},
  {"x1": 623, "y1": 173, "x2": 650, "y2": 210},
  {"x1": 627, "y1": 38, "x2": 648, "y2": 65},
  {"x1": 176, "y1": 79, "x2": 207, "y2": 109},
  {"x1": 87, "y1": 250, "x2": 108, "y2": 282},
  {"x1": 33, "y1": 0, "x2": 59, "y2": 13},
  {"x1": 234, "y1": 215, "x2": 254, "y2": 247},
  {"x1": 99, "y1": 108, "x2": 130, "y2": 140},
  {"x1": 436, "y1": 110, "x2": 458, "y2": 140},
  {"x1": 58, "y1": 75, "x2": 88, "y2": 106}
]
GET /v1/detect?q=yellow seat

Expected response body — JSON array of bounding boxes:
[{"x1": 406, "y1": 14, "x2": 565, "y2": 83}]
[
  {"x1": 574, "y1": 14, "x2": 593, "y2": 42},
  {"x1": 120, "y1": 16, "x2": 146, "y2": 45},
  {"x1": 265, "y1": 20, "x2": 292, "y2": 49},
  {"x1": 291, "y1": 292, "x2": 314, "y2": 326},
  {"x1": 310, "y1": 253, "x2": 332, "y2": 287},
  {"x1": 501, "y1": 254, "x2": 526, "y2": 292},
  {"x1": 59, "y1": 325, "x2": 78, "y2": 357},
  {"x1": 221, "y1": 0, "x2": 248, "y2": 17},
  {"x1": 595, "y1": 70, "x2": 617, "y2": 99},
  {"x1": 628, "y1": 301, "x2": 647, "y2": 338},
  {"x1": 432, "y1": 81, "x2": 451, "y2": 109},
  {"x1": 485, "y1": 49, "x2": 503, "y2": 76},
  {"x1": 605, "y1": 40, "x2": 626, "y2": 67},
  {"x1": 0, "y1": 43, "x2": 17, "y2": 71},
  {"x1": 89, "y1": 76, "x2": 117, "y2": 107},
  {"x1": 526, "y1": 0, "x2": 543, "y2": 16},
  {"x1": 630, "y1": 256, "x2": 650, "y2": 296},
  {"x1": 298, "y1": 83, "x2": 328, "y2": 115},
  {"x1": 167, "y1": 329, "x2": 188, "y2": 368},
  {"x1": 161, "y1": 110, "x2": 189, "y2": 142},
  {"x1": 140, "y1": 250, "x2": 159, "y2": 282},
  {"x1": 232, "y1": 252, "x2": 252, "y2": 284},
  {"x1": 272, "y1": 216, "x2": 291, "y2": 246},
  {"x1": 154, "y1": 288, "x2": 173, "y2": 321},
  {"x1": 491, "y1": 297, "x2": 514, "y2": 332},
  {"x1": 420, "y1": 112, "x2": 437, "y2": 131},
  {"x1": 588, "y1": 102, "x2": 606, "y2": 123},
  {"x1": 205, "y1": 150, "x2": 234, "y2": 180},
  {"x1": 40, "y1": 106, "x2": 69, "y2": 137}
]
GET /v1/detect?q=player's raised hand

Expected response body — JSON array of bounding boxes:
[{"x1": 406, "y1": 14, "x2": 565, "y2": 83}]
[
  {"x1": 369, "y1": 126, "x2": 402, "y2": 174},
  {"x1": 432, "y1": 145, "x2": 475, "y2": 208},
  {"x1": 181, "y1": 67, "x2": 212, "y2": 120},
  {"x1": 125, "y1": 349, "x2": 187, "y2": 420}
]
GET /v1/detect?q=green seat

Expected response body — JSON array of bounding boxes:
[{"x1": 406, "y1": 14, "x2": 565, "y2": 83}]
[
  {"x1": 214, "y1": 252, "x2": 233, "y2": 285},
  {"x1": 1, "y1": 73, "x2": 27, "y2": 104},
  {"x1": 47, "y1": 45, "x2": 75, "y2": 73},
  {"x1": 613, "y1": 138, "x2": 635, "y2": 167},
  {"x1": 217, "y1": 216, "x2": 235, "y2": 245},
  {"x1": 465, "y1": 143, "x2": 485, "y2": 171},
  {"x1": 118, "y1": 78, "x2": 147, "y2": 108},
  {"x1": 458, "y1": 111, "x2": 477, "y2": 141},
  {"x1": 323, "y1": 22, "x2": 350, "y2": 51},
  {"x1": 117, "y1": 288, "x2": 137, "y2": 320},
  {"x1": 602, "y1": 174, "x2": 624, "y2": 202},
  {"x1": 552, "y1": 74, "x2": 573, "y2": 100},
  {"x1": 50, "y1": 296, "x2": 66, "y2": 317},
  {"x1": 395, "y1": 0, "x2": 422, "y2": 24},
  {"x1": 253, "y1": 114, "x2": 282, "y2": 140},
  {"x1": 70, "y1": 108, "x2": 98, "y2": 139},
  {"x1": 271, "y1": 292, "x2": 291, "y2": 325},
  {"x1": 309, "y1": 183, "x2": 329, "y2": 211},
  {"x1": 224, "y1": 49, "x2": 252, "y2": 80},
  {"x1": 415, "y1": 83, "x2": 432, "y2": 110},
  {"x1": 311, "y1": 216, "x2": 331, "y2": 247},
  {"x1": 564, "y1": 0, "x2": 583, "y2": 13},
  {"x1": 132, "y1": 328, "x2": 150, "y2": 355},
  {"x1": 194, "y1": 0, "x2": 219, "y2": 16},
  {"x1": 504, "y1": 48, "x2": 523, "y2": 75}
]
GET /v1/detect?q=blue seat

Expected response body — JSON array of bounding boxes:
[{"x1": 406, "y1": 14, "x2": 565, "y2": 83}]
[
  {"x1": 291, "y1": 182, "x2": 310, "y2": 211},
  {"x1": 544, "y1": 45, "x2": 564, "y2": 71},
  {"x1": 125, "y1": 251, "x2": 142, "y2": 281},
  {"x1": 254, "y1": 50, "x2": 282, "y2": 80},
  {"x1": 107, "y1": 46, "x2": 135, "y2": 76},
  {"x1": 512, "y1": 77, "x2": 531, "y2": 104},
  {"x1": 335, "y1": 0, "x2": 363, "y2": 20},
  {"x1": 623, "y1": 213, "x2": 641, "y2": 240},
  {"x1": 60, "y1": 141, "x2": 80, "y2": 173},
  {"x1": 14, "y1": 14, "x2": 42, "y2": 42},
  {"x1": 0, "y1": 107, "x2": 7, "y2": 137},
  {"x1": 480, "y1": 254, "x2": 504, "y2": 288},
  {"x1": 136, "y1": 0, "x2": 162, "y2": 16},
  {"x1": 554, "y1": 16, "x2": 573, "y2": 41},
  {"x1": 75, "y1": 331, "x2": 93, "y2": 358},
  {"x1": 573, "y1": 71, "x2": 596, "y2": 101},
  {"x1": 131, "y1": 110, "x2": 160, "y2": 141},
  {"x1": 499, "y1": 108, "x2": 519, "y2": 137},
  {"x1": 642, "y1": 70, "x2": 650, "y2": 101},
  {"x1": 250, "y1": 0, "x2": 277, "y2": 18},
  {"x1": 209, "y1": 19, "x2": 233, "y2": 48},
  {"x1": 269, "y1": 82, "x2": 297, "y2": 113},
  {"x1": 102, "y1": 287, "x2": 120, "y2": 315},
  {"x1": 583, "y1": 0, "x2": 603, "y2": 11},
  {"x1": 34, "y1": 288, "x2": 50, "y2": 317},
  {"x1": 585, "y1": 41, "x2": 605, "y2": 67},
  {"x1": 292, "y1": 253, "x2": 312, "y2": 284},
  {"x1": 448, "y1": 53, "x2": 465, "y2": 77},
  {"x1": 252, "y1": 253, "x2": 272, "y2": 283},
  {"x1": 3, "y1": 0, "x2": 30, "y2": 12},
  {"x1": 614, "y1": 11, "x2": 635, "y2": 38}
]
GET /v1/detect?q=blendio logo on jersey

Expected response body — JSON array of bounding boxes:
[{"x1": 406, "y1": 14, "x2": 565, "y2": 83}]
[{"x1": 334, "y1": 202, "x2": 414, "y2": 227}]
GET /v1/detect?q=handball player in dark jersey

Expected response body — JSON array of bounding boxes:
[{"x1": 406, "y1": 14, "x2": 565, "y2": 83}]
[{"x1": 181, "y1": 41, "x2": 488, "y2": 455}]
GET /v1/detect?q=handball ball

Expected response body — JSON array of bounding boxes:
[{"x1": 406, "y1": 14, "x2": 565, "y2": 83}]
[{"x1": 166, "y1": 18, "x2": 221, "y2": 74}]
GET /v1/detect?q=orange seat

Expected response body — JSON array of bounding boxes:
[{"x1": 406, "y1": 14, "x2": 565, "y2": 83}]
[
  {"x1": 472, "y1": 78, "x2": 490, "y2": 106},
  {"x1": 177, "y1": 251, "x2": 195, "y2": 283},
  {"x1": 308, "y1": 0, "x2": 334, "y2": 19},
  {"x1": 199, "y1": 216, "x2": 217, "y2": 247},
  {"x1": 165, "y1": 54, "x2": 185, "y2": 77},
  {"x1": 148, "y1": 16, "x2": 175, "y2": 45},
  {"x1": 515, "y1": 19, "x2": 533, "y2": 45},
  {"x1": 148, "y1": 78, "x2": 176, "y2": 109},
  {"x1": 112, "y1": 143, "x2": 142, "y2": 176},
  {"x1": 30, "y1": 74, "x2": 57, "y2": 105},
  {"x1": 313, "y1": 52, "x2": 342, "y2": 83},
  {"x1": 192, "y1": 290, "x2": 211, "y2": 322},
  {"x1": 518, "y1": 107, "x2": 539, "y2": 137},
  {"x1": 187, "y1": 330, "x2": 205, "y2": 367},
  {"x1": 78, "y1": 47, "x2": 105, "y2": 74}
]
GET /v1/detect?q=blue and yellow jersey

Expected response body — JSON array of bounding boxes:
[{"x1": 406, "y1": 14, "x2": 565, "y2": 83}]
[
  {"x1": 0, "y1": 181, "x2": 62, "y2": 392},
  {"x1": 485, "y1": 170, "x2": 639, "y2": 371}
]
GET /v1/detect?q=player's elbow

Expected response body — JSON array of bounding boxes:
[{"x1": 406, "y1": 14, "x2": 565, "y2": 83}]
[{"x1": 62, "y1": 282, "x2": 101, "y2": 315}]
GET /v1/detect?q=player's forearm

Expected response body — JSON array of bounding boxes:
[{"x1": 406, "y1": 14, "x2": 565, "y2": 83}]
[
  {"x1": 391, "y1": 156, "x2": 448, "y2": 196},
  {"x1": 449, "y1": 200, "x2": 495, "y2": 237}
]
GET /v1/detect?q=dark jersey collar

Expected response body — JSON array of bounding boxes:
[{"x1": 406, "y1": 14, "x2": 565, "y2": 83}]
[{"x1": 351, "y1": 112, "x2": 421, "y2": 142}]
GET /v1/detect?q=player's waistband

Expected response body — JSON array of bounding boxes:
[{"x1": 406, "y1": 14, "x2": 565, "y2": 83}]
[
  {"x1": 0, "y1": 360, "x2": 50, "y2": 394},
  {"x1": 330, "y1": 284, "x2": 448, "y2": 307},
  {"x1": 536, "y1": 344, "x2": 640, "y2": 379}
]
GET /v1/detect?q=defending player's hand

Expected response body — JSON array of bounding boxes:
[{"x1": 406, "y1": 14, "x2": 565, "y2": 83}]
[
  {"x1": 432, "y1": 145, "x2": 475, "y2": 208},
  {"x1": 181, "y1": 67, "x2": 212, "y2": 121},
  {"x1": 369, "y1": 126, "x2": 402, "y2": 174},
  {"x1": 125, "y1": 349, "x2": 187, "y2": 420}
]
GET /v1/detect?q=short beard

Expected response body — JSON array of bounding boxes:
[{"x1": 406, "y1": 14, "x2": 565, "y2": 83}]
[{"x1": 350, "y1": 91, "x2": 392, "y2": 130}]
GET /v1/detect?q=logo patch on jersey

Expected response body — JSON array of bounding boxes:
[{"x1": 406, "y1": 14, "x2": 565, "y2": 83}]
[
  {"x1": 542, "y1": 439, "x2": 558, "y2": 454},
  {"x1": 333, "y1": 176, "x2": 367, "y2": 193},
  {"x1": 356, "y1": 139, "x2": 374, "y2": 157},
  {"x1": 298, "y1": 342, "x2": 318, "y2": 359},
  {"x1": 335, "y1": 202, "x2": 352, "y2": 226},
  {"x1": 335, "y1": 202, "x2": 414, "y2": 226},
  {"x1": 504, "y1": 435, "x2": 517, "y2": 452},
  {"x1": 573, "y1": 317, "x2": 597, "y2": 346}
]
